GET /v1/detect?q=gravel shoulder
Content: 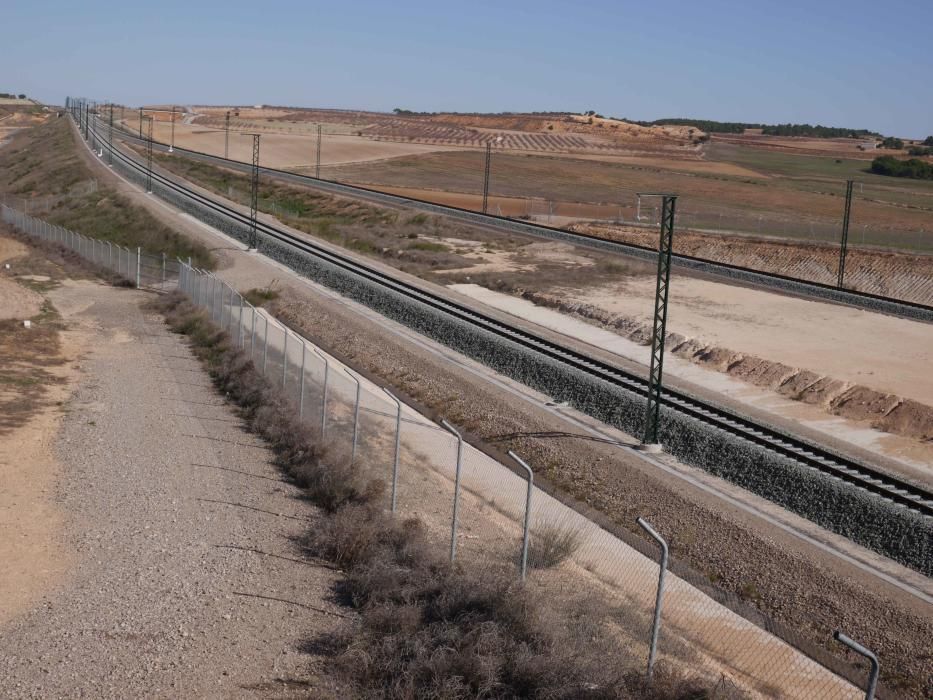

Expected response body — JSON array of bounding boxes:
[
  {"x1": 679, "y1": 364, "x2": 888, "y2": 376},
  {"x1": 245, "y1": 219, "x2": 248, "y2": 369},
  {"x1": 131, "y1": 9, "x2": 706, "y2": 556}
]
[{"x1": 0, "y1": 280, "x2": 345, "y2": 699}]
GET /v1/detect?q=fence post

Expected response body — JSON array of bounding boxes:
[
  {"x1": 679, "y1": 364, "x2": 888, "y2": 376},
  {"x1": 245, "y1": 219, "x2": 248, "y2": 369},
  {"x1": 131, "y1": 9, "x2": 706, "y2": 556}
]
[
  {"x1": 282, "y1": 330, "x2": 289, "y2": 389},
  {"x1": 135, "y1": 247, "x2": 141, "y2": 288},
  {"x1": 262, "y1": 315, "x2": 269, "y2": 375},
  {"x1": 237, "y1": 296, "x2": 244, "y2": 348},
  {"x1": 298, "y1": 341, "x2": 307, "y2": 419},
  {"x1": 833, "y1": 632, "x2": 879, "y2": 700},
  {"x1": 161, "y1": 252, "x2": 166, "y2": 286},
  {"x1": 508, "y1": 451, "x2": 534, "y2": 581},
  {"x1": 637, "y1": 517, "x2": 669, "y2": 682},
  {"x1": 343, "y1": 368, "x2": 361, "y2": 464},
  {"x1": 441, "y1": 419, "x2": 464, "y2": 562},
  {"x1": 312, "y1": 347, "x2": 329, "y2": 439},
  {"x1": 108, "y1": 242, "x2": 112, "y2": 270},
  {"x1": 384, "y1": 388, "x2": 403, "y2": 513},
  {"x1": 249, "y1": 306, "x2": 257, "y2": 358}
]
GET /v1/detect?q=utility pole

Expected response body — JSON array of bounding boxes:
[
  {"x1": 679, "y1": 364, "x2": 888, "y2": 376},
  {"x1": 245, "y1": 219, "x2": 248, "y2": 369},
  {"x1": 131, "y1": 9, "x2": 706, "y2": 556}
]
[
  {"x1": 639, "y1": 194, "x2": 678, "y2": 450},
  {"x1": 108, "y1": 102, "x2": 114, "y2": 166},
  {"x1": 224, "y1": 110, "x2": 230, "y2": 159},
  {"x1": 245, "y1": 133, "x2": 261, "y2": 250},
  {"x1": 482, "y1": 141, "x2": 492, "y2": 214},
  {"x1": 138, "y1": 108, "x2": 143, "y2": 138},
  {"x1": 144, "y1": 116, "x2": 154, "y2": 193},
  {"x1": 315, "y1": 123, "x2": 322, "y2": 179},
  {"x1": 837, "y1": 179, "x2": 854, "y2": 288},
  {"x1": 169, "y1": 105, "x2": 176, "y2": 152}
]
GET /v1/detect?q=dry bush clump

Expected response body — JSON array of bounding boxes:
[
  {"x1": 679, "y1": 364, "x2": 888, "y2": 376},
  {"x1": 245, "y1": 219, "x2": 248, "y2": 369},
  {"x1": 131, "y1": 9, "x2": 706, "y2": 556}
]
[
  {"x1": 528, "y1": 522, "x2": 583, "y2": 569},
  {"x1": 151, "y1": 290, "x2": 739, "y2": 700}
]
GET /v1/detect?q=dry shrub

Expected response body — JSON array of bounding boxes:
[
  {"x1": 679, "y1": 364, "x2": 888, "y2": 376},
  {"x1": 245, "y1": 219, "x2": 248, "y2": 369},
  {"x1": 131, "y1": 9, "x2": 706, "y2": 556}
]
[
  {"x1": 150, "y1": 291, "x2": 383, "y2": 514},
  {"x1": 528, "y1": 522, "x2": 583, "y2": 569},
  {"x1": 151, "y1": 291, "x2": 740, "y2": 700}
]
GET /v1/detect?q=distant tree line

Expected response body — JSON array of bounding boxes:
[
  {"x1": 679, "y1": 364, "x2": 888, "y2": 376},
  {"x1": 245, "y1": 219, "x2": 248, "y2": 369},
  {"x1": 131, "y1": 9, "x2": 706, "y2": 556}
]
[
  {"x1": 870, "y1": 155, "x2": 933, "y2": 180},
  {"x1": 0, "y1": 93, "x2": 27, "y2": 99},
  {"x1": 907, "y1": 146, "x2": 933, "y2": 157},
  {"x1": 760, "y1": 123, "x2": 880, "y2": 138},
  {"x1": 880, "y1": 136, "x2": 904, "y2": 149},
  {"x1": 924, "y1": 136, "x2": 933, "y2": 146},
  {"x1": 615, "y1": 117, "x2": 881, "y2": 138}
]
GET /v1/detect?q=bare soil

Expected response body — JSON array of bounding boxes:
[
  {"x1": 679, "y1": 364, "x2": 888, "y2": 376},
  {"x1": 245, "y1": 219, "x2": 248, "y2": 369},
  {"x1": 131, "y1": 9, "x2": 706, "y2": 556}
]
[{"x1": 0, "y1": 277, "x2": 347, "y2": 698}]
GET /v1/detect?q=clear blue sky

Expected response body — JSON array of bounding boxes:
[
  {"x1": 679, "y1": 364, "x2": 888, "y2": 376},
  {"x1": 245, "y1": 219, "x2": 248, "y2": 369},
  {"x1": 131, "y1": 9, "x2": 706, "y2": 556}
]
[{"x1": 4, "y1": 0, "x2": 931, "y2": 137}]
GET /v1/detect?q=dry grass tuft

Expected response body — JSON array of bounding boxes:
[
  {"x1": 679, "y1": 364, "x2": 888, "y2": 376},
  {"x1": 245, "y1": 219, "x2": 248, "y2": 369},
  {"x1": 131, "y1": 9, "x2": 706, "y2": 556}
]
[{"x1": 528, "y1": 522, "x2": 583, "y2": 569}]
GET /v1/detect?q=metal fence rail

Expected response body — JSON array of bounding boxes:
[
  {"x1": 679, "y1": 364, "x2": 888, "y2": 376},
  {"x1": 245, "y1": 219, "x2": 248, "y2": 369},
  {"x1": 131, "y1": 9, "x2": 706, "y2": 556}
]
[{"x1": 4, "y1": 201, "x2": 884, "y2": 699}]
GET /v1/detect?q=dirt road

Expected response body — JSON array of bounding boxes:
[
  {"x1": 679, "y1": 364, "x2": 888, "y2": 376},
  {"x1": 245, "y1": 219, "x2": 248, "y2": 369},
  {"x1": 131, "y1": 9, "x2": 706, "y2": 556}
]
[{"x1": 0, "y1": 280, "x2": 344, "y2": 698}]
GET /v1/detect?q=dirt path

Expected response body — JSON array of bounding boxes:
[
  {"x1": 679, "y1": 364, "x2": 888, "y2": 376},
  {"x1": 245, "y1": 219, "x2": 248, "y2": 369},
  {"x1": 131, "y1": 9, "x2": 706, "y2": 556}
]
[{"x1": 0, "y1": 280, "x2": 344, "y2": 698}]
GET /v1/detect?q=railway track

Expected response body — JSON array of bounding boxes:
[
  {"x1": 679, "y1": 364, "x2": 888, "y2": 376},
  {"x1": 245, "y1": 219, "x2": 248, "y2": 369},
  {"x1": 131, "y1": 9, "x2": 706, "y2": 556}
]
[
  {"x1": 104, "y1": 120, "x2": 933, "y2": 324},
  {"x1": 81, "y1": 116, "x2": 933, "y2": 524}
]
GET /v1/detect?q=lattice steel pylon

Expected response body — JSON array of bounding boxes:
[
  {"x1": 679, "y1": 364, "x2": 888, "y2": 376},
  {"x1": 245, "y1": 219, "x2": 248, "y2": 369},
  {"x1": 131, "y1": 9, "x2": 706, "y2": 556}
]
[
  {"x1": 246, "y1": 133, "x2": 261, "y2": 250},
  {"x1": 837, "y1": 179, "x2": 854, "y2": 288},
  {"x1": 641, "y1": 194, "x2": 677, "y2": 447},
  {"x1": 169, "y1": 105, "x2": 176, "y2": 152},
  {"x1": 224, "y1": 110, "x2": 230, "y2": 159},
  {"x1": 315, "y1": 123, "x2": 322, "y2": 179},
  {"x1": 108, "y1": 102, "x2": 114, "y2": 166},
  {"x1": 482, "y1": 142, "x2": 492, "y2": 214},
  {"x1": 145, "y1": 116, "x2": 154, "y2": 193}
]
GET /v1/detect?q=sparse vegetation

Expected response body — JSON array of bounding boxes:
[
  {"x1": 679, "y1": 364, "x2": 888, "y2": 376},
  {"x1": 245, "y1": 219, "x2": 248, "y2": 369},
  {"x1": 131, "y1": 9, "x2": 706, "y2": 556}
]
[
  {"x1": 528, "y1": 523, "x2": 583, "y2": 569},
  {"x1": 149, "y1": 290, "x2": 736, "y2": 699},
  {"x1": 0, "y1": 119, "x2": 214, "y2": 268},
  {"x1": 242, "y1": 284, "x2": 280, "y2": 306}
]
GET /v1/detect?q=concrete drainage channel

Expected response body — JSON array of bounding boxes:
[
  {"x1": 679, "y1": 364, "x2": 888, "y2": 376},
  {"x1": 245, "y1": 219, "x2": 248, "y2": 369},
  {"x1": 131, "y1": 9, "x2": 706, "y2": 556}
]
[{"x1": 96, "y1": 123, "x2": 933, "y2": 577}]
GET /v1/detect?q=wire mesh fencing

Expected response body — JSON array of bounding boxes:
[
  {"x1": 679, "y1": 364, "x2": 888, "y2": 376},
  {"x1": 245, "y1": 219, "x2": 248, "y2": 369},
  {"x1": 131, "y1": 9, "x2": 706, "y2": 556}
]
[
  {"x1": 1, "y1": 204, "x2": 182, "y2": 291},
  {"x1": 7, "y1": 201, "x2": 878, "y2": 698},
  {"x1": 173, "y1": 263, "x2": 869, "y2": 698}
]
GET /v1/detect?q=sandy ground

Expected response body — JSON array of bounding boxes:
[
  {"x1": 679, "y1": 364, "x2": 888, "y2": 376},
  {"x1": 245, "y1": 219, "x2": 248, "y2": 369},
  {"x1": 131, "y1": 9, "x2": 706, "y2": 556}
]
[
  {"x1": 574, "y1": 276, "x2": 933, "y2": 406},
  {"x1": 124, "y1": 119, "x2": 462, "y2": 168},
  {"x1": 0, "y1": 281, "x2": 345, "y2": 698},
  {"x1": 0, "y1": 314, "x2": 76, "y2": 626},
  {"x1": 0, "y1": 237, "x2": 44, "y2": 319}
]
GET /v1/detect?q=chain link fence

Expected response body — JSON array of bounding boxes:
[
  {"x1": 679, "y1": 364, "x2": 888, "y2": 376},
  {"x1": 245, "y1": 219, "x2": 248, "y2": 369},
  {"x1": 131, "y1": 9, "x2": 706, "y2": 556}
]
[
  {"x1": 1, "y1": 204, "x2": 181, "y2": 290},
  {"x1": 5, "y1": 203, "x2": 885, "y2": 699}
]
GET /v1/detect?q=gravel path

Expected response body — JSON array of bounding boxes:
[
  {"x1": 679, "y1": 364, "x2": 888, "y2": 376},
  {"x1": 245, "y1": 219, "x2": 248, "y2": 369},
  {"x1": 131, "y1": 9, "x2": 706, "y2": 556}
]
[{"x1": 0, "y1": 281, "x2": 344, "y2": 699}]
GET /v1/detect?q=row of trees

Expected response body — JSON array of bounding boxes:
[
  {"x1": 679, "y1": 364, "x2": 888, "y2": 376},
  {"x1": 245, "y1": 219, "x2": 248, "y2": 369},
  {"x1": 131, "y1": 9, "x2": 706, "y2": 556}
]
[
  {"x1": 0, "y1": 93, "x2": 27, "y2": 99},
  {"x1": 870, "y1": 155, "x2": 933, "y2": 180},
  {"x1": 760, "y1": 123, "x2": 879, "y2": 138},
  {"x1": 619, "y1": 118, "x2": 880, "y2": 138}
]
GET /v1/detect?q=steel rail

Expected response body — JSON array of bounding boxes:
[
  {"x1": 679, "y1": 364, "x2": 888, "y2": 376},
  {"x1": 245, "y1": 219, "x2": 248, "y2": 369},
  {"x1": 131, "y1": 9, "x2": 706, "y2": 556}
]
[
  {"x1": 104, "y1": 120, "x2": 933, "y2": 322},
  {"x1": 88, "y1": 118, "x2": 933, "y2": 518}
]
